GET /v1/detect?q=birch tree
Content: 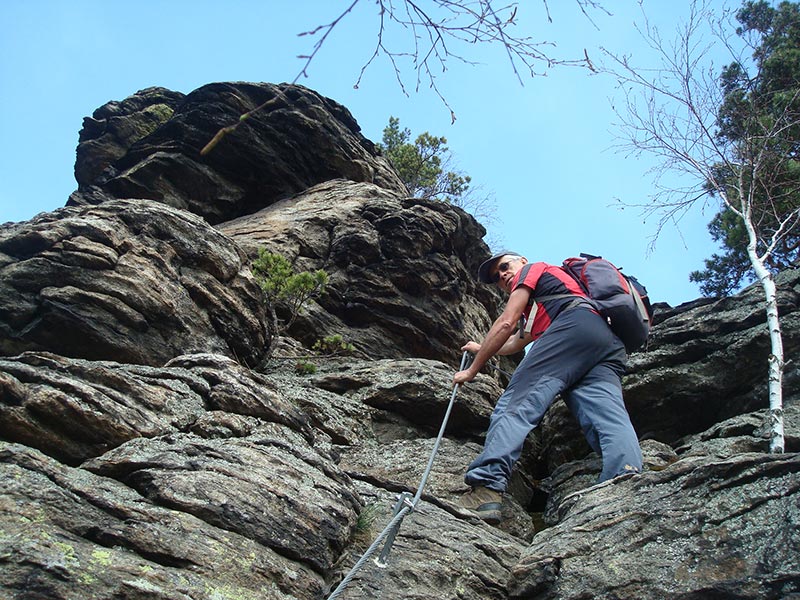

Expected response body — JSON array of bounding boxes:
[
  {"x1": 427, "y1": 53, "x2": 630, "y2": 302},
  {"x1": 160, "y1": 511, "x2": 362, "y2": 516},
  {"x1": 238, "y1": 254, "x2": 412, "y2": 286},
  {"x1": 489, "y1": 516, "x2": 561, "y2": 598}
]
[{"x1": 602, "y1": 0, "x2": 800, "y2": 453}]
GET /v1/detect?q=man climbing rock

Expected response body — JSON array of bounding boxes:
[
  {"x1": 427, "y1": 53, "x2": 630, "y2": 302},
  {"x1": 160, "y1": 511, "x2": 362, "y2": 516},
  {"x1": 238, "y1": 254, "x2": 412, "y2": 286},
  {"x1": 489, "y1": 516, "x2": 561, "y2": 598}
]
[{"x1": 454, "y1": 251, "x2": 643, "y2": 524}]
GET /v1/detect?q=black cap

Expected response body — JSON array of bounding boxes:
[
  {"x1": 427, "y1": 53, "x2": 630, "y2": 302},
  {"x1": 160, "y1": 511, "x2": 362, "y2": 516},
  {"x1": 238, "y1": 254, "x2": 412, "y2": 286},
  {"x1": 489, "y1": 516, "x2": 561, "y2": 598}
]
[{"x1": 477, "y1": 250, "x2": 522, "y2": 283}]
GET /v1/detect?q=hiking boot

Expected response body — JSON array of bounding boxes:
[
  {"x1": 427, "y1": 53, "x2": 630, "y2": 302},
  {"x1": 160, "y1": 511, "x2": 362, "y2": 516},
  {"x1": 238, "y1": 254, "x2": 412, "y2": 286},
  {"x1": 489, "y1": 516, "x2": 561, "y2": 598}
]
[{"x1": 459, "y1": 486, "x2": 503, "y2": 524}]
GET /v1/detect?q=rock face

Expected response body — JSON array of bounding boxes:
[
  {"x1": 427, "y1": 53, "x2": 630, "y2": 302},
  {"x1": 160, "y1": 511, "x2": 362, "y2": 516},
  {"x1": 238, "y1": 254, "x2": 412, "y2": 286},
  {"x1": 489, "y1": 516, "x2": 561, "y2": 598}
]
[
  {"x1": 73, "y1": 87, "x2": 185, "y2": 187},
  {"x1": 1, "y1": 82, "x2": 798, "y2": 600},
  {"x1": 626, "y1": 270, "x2": 800, "y2": 442},
  {"x1": 0, "y1": 199, "x2": 268, "y2": 367},
  {"x1": 218, "y1": 178, "x2": 504, "y2": 366},
  {"x1": 69, "y1": 83, "x2": 408, "y2": 224},
  {"x1": 509, "y1": 452, "x2": 800, "y2": 600}
]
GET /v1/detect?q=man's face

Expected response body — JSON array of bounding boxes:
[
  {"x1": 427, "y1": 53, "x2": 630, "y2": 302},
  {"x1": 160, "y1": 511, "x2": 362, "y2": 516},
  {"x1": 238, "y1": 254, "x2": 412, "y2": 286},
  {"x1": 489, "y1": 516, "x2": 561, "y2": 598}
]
[{"x1": 490, "y1": 255, "x2": 526, "y2": 293}]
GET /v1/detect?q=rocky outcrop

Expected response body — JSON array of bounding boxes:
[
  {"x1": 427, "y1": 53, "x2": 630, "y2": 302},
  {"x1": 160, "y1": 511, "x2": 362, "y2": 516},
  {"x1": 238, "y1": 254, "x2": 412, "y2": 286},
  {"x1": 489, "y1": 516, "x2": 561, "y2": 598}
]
[
  {"x1": 218, "y1": 178, "x2": 506, "y2": 367},
  {"x1": 509, "y1": 452, "x2": 800, "y2": 600},
  {"x1": 73, "y1": 87, "x2": 185, "y2": 187},
  {"x1": 0, "y1": 199, "x2": 267, "y2": 367},
  {"x1": 0, "y1": 352, "x2": 310, "y2": 465},
  {"x1": 625, "y1": 268, "x2": 800, "y2": 442},
  {"x1": 1, "y1": 441, "x2": 329, "y2": 599},
  {"x1": 1, "y1": 81, "x2": 798, "y2": 599},
  {"x1": 69, "y1": 83, "x2": 408, "y2": 224}
]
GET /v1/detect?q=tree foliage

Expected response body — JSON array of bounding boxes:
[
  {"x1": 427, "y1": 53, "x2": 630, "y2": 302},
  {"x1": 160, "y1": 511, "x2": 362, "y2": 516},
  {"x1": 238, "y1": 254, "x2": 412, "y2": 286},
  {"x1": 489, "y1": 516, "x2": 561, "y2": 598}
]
[
  {"x1": 380, "y1": 116, "x2": 471, "y2": 202},
  {"x1": 379, "y1": 116, "x2": 497, "y2": 229},
  {"x1": 313, "y1": 334, "x2": 357, "y2": 357},
  {"x1": 251, "y1": 249, "x2": 328, "y2": 349},
  {"x1": 689, "y1": 208, "x2": 753, "y2": 295},
  {"x1": 690, "y1": 0, "x2": 800, "y2": 295}
]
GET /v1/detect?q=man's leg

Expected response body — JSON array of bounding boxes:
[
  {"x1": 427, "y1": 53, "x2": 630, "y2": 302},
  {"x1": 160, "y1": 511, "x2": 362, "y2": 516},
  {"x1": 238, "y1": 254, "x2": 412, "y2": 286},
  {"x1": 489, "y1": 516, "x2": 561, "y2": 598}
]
[
  {"x1": 464, "y1": 371, "x2": 565, "y2": 491},
  {"x1": 464, "y1": 307, "x2": 622, "y2": 492},
  {"x1": 565, "y1": 361, "x2": 643, "y2": 482}
]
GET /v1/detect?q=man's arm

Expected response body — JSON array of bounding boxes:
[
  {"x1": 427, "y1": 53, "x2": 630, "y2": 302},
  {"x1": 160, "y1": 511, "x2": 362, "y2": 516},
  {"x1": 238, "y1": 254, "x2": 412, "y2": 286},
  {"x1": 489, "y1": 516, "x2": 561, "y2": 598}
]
[
  {"x1": 463, "y1": 329, "x2": 531, "y2": 356},
  {"x1": 454, "y1": 286, "x2": 531, "y2": 384},
  {"x1": 497, "y1": 330, "x2": 533, "y2": 355}
]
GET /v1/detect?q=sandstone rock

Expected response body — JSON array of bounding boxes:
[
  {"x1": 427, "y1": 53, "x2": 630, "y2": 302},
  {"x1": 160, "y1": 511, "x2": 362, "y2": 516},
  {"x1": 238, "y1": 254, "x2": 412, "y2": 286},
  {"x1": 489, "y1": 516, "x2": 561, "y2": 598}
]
[
  {"x1": 165, "y1": 353, "x2": 313, "y2": 439},
  {"x1": 508, "y1": 452, "x2": 800, "y2": 600},
  {"x1": 0, "y1": 351, "x2": 318, "y2": 466},
  {"x1": 74, "y1": 86, "x2": 185, "y2": 187},
  {"x1": 219, "y1": 178, "x2": 511, "y2": 368},
  {"x1": 623, "y1": 268, "x2": 800, "y2": 443},
  {"x1": 262, "y1": 366, "x2": 375, "y2": 446},
  {"x1": 338, "y1": 437, "x2": 537, "y2": 542},
  {"x1": 0, "y1": 441, "x2": 325, "y2": 600},
  {"x1": 329, "y1": 479, "x2": 526, "y2": 599},
  {"x1": 0, "y1": 199, "x2": 268, "y2": 366},
  {"x1": 310, "y1": 357, "x2": 501, "y2": 438},
  {"x1": 673, "y1": 402, "x2": 800, "y2": 458},
  {"x1": 0, "y1": 352, "x2": 206, "y2": 465},
  {"x1": 69, "y1": 82, "x2": 408, "y2": 223},
  {"x1": 83, "y1": 429, "x2": 360, "y2": 575},
  {"x1": 539, "y1": 438, "x2": 678, "y2": 527}
]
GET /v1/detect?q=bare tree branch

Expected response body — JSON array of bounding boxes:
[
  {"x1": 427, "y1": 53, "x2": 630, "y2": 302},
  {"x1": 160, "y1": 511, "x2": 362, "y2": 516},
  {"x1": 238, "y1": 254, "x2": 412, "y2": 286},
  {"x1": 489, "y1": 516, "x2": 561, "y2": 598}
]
[
  {"x1": 202, "y1": 0, "x2": 604, "y2": 153},
  {"x1": 599, "y1": 0, "x2": 795, "y2": 453}
]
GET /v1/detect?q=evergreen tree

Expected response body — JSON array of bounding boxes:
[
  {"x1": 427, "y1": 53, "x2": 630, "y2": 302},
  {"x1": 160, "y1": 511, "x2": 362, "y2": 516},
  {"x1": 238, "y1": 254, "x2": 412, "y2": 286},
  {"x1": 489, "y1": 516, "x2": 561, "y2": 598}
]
[
  {"x1": 251, "y1": 249, "x2": 328, "y2": 357},
  {"x1": 691, "y1": 0, "x2": 800, "y2": 295},
  {"x1": 378, "y1": 117, "x2": 498, "y2": 234},
  {"x1": 379, "y1": 116, "x2": 471, "y2": 203}
]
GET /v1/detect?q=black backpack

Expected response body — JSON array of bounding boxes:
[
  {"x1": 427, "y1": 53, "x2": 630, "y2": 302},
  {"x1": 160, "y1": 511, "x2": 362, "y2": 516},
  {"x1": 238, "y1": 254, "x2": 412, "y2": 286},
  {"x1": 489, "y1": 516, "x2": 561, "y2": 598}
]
[{"x1": 525, "y1": 253, "x2": 653, "y2": 352}]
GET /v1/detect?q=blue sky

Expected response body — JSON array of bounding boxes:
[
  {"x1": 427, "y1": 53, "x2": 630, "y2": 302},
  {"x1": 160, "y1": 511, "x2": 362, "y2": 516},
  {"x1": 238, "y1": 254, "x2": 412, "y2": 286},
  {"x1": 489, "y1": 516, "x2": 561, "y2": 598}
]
[{"x1": 1, "y1": 1, "x2": 738, "y2": 306}]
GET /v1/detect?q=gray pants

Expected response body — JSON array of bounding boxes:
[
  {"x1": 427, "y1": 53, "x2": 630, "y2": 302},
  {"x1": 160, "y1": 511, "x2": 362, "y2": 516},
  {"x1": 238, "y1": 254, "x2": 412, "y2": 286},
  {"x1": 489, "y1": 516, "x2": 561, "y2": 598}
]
[{"x1": 465, "y1": 306, "x2": 643, "y2": 492}]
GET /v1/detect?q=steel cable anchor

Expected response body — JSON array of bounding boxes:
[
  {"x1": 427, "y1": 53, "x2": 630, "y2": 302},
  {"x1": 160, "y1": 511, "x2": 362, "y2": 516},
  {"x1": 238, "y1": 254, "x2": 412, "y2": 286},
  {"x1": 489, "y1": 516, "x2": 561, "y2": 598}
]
[{"x1": 373, "y1": 491, "x2": 414, "y2": 568}]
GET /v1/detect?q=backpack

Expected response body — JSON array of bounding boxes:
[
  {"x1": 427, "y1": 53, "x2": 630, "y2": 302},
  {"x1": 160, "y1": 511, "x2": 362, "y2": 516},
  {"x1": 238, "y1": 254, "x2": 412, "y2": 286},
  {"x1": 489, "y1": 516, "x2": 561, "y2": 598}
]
[{"x1": 525, "y1": 253, "x2": 653, "y2": 352}]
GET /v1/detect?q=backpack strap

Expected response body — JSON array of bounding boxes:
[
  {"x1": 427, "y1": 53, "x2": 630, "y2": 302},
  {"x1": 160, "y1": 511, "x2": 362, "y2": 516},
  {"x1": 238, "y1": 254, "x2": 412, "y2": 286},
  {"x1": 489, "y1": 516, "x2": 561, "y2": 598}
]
[
  {"x1": 520, "y1": 294, "x2": 586, "y2": 337},
  {"x1": 513, "y1": 264, "x2": 594, "y2": 338},
  {"x1": 624, "y1": 276, "x2": 652, "y2": 327},
  {"x1": 514, "y1": 263, "x2": 534, "y2": 338}
]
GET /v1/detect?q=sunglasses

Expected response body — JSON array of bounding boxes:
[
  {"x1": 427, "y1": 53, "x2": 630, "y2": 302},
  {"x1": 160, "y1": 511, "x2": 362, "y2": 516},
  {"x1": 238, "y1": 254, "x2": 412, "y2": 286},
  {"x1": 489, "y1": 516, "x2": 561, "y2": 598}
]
[{"x1": 491, "y1": 259, "x2": 516, "y2": 283}]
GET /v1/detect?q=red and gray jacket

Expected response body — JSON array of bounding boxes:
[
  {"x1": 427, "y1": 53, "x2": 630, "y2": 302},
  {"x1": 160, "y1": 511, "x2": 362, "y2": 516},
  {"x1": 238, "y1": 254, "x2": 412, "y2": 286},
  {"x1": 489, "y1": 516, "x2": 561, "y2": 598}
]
[{"x1": 511, "y1": 262, "x2": 590, "y2": 340}]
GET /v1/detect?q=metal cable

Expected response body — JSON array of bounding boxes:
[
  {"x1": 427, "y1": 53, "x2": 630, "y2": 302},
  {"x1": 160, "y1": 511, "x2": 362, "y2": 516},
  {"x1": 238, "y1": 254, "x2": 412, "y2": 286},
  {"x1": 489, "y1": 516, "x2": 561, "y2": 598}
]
[
  {"x1": 411, "y1": 350, "x2": 472, "y2": 505},
  {"x1": 326, "y1": 505, "x2": 412, "y2": 600},
  {"x1": 324, "y1": 351, "x2": 472, "y2": 600}
]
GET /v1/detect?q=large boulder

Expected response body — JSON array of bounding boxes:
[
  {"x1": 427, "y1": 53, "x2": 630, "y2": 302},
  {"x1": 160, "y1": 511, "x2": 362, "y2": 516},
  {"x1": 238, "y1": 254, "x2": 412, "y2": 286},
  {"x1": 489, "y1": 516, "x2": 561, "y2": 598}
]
[
  {"x1": 73, "y1": 86, "x2": 185, "y2": 187},
  {"x1": 0, "y1": 199, "x2": 268, "y2": 366},
  {"x1": 0, "y1": 349, "x2": 361, "y2": 597},
  {"x1": 69, "y1": 82, "x2": 408, "y2": 224}
]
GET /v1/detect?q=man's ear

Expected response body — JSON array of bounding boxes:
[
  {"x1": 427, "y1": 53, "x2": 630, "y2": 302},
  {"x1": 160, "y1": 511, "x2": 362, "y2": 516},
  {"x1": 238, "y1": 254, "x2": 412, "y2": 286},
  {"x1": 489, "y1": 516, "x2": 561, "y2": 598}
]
[{"x1": 519, "y1": 257, "x2": 528, "y2": 265}]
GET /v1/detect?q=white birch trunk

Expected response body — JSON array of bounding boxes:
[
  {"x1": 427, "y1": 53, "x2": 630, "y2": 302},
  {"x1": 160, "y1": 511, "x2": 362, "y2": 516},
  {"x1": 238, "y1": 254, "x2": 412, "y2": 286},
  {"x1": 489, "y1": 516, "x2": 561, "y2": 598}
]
[{"x1": 743, "y1": 212, "x2": 785, "y2": 453}]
